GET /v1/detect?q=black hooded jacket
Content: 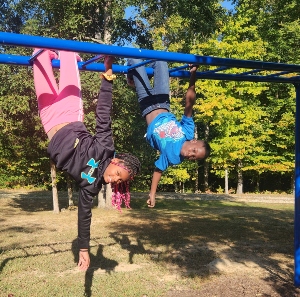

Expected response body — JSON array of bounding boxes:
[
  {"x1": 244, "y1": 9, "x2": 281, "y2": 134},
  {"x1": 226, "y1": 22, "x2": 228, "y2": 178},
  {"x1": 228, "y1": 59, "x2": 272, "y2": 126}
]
[{"x1": 47, "y1": 79, "x2": 114, "y2": 249}]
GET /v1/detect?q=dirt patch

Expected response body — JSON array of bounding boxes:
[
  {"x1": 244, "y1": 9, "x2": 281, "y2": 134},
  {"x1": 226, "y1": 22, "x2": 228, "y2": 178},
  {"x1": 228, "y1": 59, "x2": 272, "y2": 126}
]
[
  {"x1": 164, "y1": 274, "x2": 299, "y2": 297},
  {"x1": 134, "y1": 192, "x2": 298, "y2": 297}
]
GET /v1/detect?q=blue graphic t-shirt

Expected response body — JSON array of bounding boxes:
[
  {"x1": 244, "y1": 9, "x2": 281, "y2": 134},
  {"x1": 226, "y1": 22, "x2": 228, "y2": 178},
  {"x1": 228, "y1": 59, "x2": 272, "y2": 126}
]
[{"x1": 146, "y1": 113, "x2": 195, "y2": 171}]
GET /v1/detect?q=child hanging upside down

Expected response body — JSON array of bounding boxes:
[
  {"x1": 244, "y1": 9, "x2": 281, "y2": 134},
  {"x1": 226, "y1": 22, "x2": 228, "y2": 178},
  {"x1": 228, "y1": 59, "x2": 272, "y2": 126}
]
[
  {"x1": 32, "y1": 49, "x2": 141, "y2": 271},
  {"x1": 127, "y1": 59, "x2": 210, "y2": 208}
]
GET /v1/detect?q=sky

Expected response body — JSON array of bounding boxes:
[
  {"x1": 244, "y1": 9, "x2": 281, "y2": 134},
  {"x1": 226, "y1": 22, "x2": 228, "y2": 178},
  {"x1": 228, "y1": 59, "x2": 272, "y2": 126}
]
[
  {"x1": 221, "y1": 0, "x2": 234, "y2": 10},
  {"x1": 125, "y1": 1, "x2": 235, "y2": 19},
  {"x1": 123, "y1": 1, "x2": 235, "y2": 47}
]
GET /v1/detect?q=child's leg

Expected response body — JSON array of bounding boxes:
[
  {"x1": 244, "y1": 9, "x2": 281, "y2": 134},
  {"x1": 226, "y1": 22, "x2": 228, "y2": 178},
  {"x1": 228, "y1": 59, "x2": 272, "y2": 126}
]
[
  {"x1": 127, "y1": 58, "x2": 153, "y2": 100},
  {"x1": 57, "y1": 51, "x2": 83, "y2": 123},
  {"x1": 33, "y1": 49, "x2": 59, "y2": 132},
  {"x1": 41, "y1": 51, "x2": 84, "y2": 133},
  {"x1": 33, "y1": 49, "x2": 58, "y2": 111},
  {"x1": 58, "y1": 51, "x2": 82, "y2": 95},
  {"x1": 151, "y1": 61, "x2": 170, "y2": 95}
]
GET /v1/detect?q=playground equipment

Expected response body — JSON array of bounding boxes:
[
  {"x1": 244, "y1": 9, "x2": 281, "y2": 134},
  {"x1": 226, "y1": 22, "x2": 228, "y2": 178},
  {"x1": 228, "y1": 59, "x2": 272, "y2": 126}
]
[{"x1": 1, "y1": 31, "x2": 300, "y2": 286}]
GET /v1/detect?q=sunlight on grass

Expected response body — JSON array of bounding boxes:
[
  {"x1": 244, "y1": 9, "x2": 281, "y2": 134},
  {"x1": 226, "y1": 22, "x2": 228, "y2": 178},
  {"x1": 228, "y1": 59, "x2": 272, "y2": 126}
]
[{"x1": 0, "y1": 191, "x2": 295, "y2": 297}]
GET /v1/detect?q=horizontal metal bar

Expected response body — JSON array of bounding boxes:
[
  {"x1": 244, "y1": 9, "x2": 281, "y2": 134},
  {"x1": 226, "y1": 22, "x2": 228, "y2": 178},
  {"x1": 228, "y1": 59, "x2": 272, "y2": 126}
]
[
  {"x1": 29, "y1": 49, "x2": 44, "y2": 62},
  {"x1": 1, "y1": 54, "x2": 300, "y2": 84},
  {"x1": 1, "y1": 31, "x2": 300, "y2": 73},
  {"x1": 234, "y1": 69, "x2": 263, "y2": 76},
  {"x1": 127, "y1": 59, "x2": 155, "y2": 70},
  {"x1": 169, "y1": 64, "x2": 189, "y2": 73},
  {"x1": 197, "y1": 66, "x2": 230, "y2": 75},
  {"x1": 264, "y1": 71, "x2": 292, "y2": 78},
  {"x1": 81, "y1": 55, "x2": 103, "y2": 68}
]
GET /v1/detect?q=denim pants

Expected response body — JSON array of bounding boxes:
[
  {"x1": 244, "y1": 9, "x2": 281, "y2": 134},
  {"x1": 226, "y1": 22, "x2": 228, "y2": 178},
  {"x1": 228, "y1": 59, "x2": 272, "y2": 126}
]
[{"x1": 127, "y1": 58, "x2": 170, "y2": 117}]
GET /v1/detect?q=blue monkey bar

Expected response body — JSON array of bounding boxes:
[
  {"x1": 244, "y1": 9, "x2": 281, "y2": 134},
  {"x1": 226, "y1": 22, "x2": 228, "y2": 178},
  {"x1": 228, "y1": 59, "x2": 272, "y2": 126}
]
[
  {"x1": 1, "y1": 31, "x2": 300, "y2": 286},
  {"x1": 1, "y1": 52, "x2": 299, "y2": 84},
  {"x1": 1, "y1": 32, "x2": 300, "y2": 83}
]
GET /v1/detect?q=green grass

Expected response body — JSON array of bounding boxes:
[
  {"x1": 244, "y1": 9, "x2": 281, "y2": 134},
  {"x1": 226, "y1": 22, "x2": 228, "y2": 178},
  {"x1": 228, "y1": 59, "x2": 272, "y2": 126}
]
[{"x1": 0, "y1": 191, "x2": 295, "y2": 297}]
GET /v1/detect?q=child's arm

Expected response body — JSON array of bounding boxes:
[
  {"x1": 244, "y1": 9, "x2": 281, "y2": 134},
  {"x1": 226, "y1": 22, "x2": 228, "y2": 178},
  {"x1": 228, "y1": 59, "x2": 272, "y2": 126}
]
[
  {"x1": 184, "y1": 65, "x2": 198, "y2": 118},
  {"x1": 147, "y1": 168, "x2": 163, "y2": 208},
  {"x1": 94, "y1": 56, "x2": 115, "y2": 150}
]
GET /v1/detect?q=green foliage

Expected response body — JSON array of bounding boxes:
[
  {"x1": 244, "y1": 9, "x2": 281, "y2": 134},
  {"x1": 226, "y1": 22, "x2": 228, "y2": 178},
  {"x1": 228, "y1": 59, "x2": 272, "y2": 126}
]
[
  {"x1": 160, "y1": 167, "x2": 190, "y2": 185},
  {"x1": 187, "y1": 10, "x2": 296, "y2": 190},
  {"x1": 0, "y1": 0, "x2": 298, "y2": 193},
  {"x1": 130, "y1": 0, "x2": 225, "y2": 51}
]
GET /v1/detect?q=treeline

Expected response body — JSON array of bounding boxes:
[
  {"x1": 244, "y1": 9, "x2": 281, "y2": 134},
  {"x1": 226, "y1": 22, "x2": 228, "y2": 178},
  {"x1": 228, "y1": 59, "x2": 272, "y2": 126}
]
[{"x1": 0, "y1": 0, "x2": 298, "y2": 194}]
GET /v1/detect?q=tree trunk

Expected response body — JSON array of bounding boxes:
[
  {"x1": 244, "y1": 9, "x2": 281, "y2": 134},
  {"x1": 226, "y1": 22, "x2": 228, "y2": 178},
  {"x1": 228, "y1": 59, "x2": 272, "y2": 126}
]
[
  {"x1": 194, "y1": 125, "x2": 199, "y2": 192},
  {"x1": 50, "y1": 160, "x2": 59, "y2": 214},
  {"x1": 174, "y1": 182, "x2": 178, "y2": 193},
  {"x1": 195, "y1": 166, "x2": 199, "y2": 192},
  {"x1": 204, "y1": 161, "x2": 209, "y2": 192},
  {"x1": 179, "y1": 181, "x2": 182, "y2": 193},
  {"x1": 225, "y1": 168, "x2": 229, "y2": 194},
  {"x1": 236, "y1": 159, "x2": 243, "y2": 194},
  {"x1": 291, "y1": 172, "x2": 295, "y2": 195},
  {"x1": 255, "y1": 172, "x2": 260, "y2": 192},
  {"x1": 103, "y1": 2, "x2": 112, "y2": 44},
  {"x1": 105, "y1": 184, "x2": 113, "y2": 208},
  {"x1": 203, "y1": 124, "x2": 210, "y2": 192},
  {"x1": 66, "y1": 173, "x2": 74, "y2": 207},
  {"x1": 97, "y1": 186, "x2": 106, "y2": 208},
  {"x1": 97, "y1": 184, "x2": 113, "y2": 208}
]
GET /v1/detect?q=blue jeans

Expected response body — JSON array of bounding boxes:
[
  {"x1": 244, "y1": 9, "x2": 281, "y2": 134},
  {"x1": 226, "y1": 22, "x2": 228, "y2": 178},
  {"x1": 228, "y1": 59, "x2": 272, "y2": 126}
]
[{"x1": 127, "y1": 59, "x2": 170, "y2": 117}]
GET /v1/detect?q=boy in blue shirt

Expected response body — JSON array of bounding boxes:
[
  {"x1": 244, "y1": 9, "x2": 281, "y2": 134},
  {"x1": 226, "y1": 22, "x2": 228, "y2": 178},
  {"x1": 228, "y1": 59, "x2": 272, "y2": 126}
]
[{"x1": 127, "y1": 59, "x2": 210, "y2": 208}]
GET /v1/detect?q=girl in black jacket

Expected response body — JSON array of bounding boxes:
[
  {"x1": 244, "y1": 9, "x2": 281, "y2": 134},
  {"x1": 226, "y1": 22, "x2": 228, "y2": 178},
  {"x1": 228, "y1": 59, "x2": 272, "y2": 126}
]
[{"x1": 33, "y1": 49, "x2": 140, "y2": 271}]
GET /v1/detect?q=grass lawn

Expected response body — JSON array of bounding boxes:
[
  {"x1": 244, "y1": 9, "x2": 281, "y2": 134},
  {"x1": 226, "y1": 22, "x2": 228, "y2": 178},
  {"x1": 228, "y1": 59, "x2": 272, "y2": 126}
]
[{"x1": 0, "y1": 190, "x2": 296, "y2": 297}]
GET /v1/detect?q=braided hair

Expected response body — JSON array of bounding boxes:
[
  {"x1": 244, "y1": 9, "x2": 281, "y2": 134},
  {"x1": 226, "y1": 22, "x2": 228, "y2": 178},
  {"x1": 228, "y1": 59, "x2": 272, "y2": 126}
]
[
  {"x1": 203, "y1": 141, "x2": 211, "y2": 159},
  {"x1": 114, "y1": 152, "x2": 141, "y2": 178},
  {"x1": 111, "y1": 152, "x2": 141, "y2": 211}
]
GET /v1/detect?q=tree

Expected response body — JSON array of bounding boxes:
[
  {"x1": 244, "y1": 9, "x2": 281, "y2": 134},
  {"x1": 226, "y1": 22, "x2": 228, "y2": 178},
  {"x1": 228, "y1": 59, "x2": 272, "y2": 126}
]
[
  {"x1": 128, "y1": 0, "x2": 225, "y2": 51},
  {"x1": 232, "y1": 0, "x2": 298, "y2": 192},
  {"x1": 191, "y1": 14, "x2": 271, "y2": 193}
]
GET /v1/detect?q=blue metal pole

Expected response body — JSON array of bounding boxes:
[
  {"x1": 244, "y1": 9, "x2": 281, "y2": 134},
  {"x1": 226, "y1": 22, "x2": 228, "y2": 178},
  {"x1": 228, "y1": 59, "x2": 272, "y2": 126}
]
[
  {"x1": 127, "y1": 60, "x2": 155, "y2": 70},
  {"x1": 197, "y1": 66, "x2": 230, "y2": 75},
  {"x1": 2, "y1": 31, "x2": 300, "y2": 72},
  {"x1": 169, "y1": 64, "x2": 189, "y2": 73},
  {"x1": 295, "y1": 83, "x2": 300, "y2": 287},
  {"x1": 1, "y1": 54, "x2": 300, "y2": 84},
  {"x1": 265, "y1": 71, "x2": 293, "y2": 78},
  {"x1": 81, "y1": 55, "x2": 103, "y2": 68},
  {"x1": 29, "y1": 49, "x2": 44, "y2": 62}
]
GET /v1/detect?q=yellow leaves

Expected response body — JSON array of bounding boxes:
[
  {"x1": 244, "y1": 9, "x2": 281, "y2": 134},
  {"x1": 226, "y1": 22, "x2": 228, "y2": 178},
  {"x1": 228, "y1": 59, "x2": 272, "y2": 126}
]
[
  {"x1": 160, "y1": 176, "x2": 174, "y2": 185},
  {"x1": 245, "y1": 161, "x2": 294, "y2": 173},
  {"x1": 160, "y1": 167, "x2": 190, "y2": 185},
  {"x1": 193, "y1": 13, "x2": 268, "y2": 61},
  {"x1": 151, "y1": 14, "x2": 187, "y2": 51}
]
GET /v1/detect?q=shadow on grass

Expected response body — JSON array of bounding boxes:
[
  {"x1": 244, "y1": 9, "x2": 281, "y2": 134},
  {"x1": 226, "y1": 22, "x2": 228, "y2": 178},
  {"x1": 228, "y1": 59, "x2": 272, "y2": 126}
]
[
  {"x1": 7, "y1": 191, "x2": 74, "y2": 212},
  {"x1": 0, "y1": 241, "x2": 75, "y2": 273},
  {"x1": 1, "y1": 191, "x2": 297, "y2": 296},
  {"x1": 71, "y1": 239, "x2": 119, "y2": 297},
  {"x1": 118, "y1": 198, "x2": 296, "y2": 295}
]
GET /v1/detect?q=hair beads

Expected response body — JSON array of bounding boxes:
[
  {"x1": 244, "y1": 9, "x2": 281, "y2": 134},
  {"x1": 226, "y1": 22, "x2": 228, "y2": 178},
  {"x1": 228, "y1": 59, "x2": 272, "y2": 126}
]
[
  {"x1": 112, "y1": 181, "x2": 131, "y2": 211},
  {"x1": 111, "y1": 153, "x2": 141, "y2": 211}
]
